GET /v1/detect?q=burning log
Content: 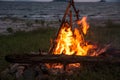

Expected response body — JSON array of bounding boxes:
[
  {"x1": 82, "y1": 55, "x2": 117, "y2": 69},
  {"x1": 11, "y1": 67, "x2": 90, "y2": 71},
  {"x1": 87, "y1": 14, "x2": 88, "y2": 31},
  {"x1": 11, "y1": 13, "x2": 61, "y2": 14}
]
[
  {"x1": 5, "y1": 54, "x2": 120, "y2": 64},
  {"x1": 49, "y1": 0, "x2": 84, "y2": 54}
]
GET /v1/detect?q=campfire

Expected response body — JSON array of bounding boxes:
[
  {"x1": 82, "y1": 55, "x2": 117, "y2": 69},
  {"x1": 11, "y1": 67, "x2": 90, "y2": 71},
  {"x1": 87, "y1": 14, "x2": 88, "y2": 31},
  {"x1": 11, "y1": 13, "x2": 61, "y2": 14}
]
[
  {"x1": 5, "y1": 0, "x2": 120, "y2": 77},
  {"x1": 50, "y1": 17, "x2": 97, "y2": 56},
  {"x1": 49, "y1": 0, "x2": 108, "y2": 57},
  {"x1": 45, "y1": 0, "x2": 112, "y2": 73}
]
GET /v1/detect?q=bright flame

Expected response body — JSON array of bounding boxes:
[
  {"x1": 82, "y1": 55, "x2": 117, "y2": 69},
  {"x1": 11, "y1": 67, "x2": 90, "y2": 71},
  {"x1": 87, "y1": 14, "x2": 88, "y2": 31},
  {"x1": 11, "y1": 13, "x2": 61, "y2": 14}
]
[{"x1": 52, "y1": 17, "x2": 96, "y2": 56}]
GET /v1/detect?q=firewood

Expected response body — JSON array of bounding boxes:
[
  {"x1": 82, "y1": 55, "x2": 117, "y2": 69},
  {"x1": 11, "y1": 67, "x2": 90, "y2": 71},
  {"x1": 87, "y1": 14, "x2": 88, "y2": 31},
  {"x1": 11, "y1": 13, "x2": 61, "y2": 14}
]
[{"x1": 5, "y1": 54, "x2": 120, "y2": 64}]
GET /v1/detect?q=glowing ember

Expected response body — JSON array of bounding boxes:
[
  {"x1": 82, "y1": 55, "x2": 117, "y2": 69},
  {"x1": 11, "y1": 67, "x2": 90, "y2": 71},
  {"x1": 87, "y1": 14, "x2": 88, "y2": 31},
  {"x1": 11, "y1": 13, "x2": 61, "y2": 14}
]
[{"x1": 52, "y1": 17, "x2": 96, "y2": 56}]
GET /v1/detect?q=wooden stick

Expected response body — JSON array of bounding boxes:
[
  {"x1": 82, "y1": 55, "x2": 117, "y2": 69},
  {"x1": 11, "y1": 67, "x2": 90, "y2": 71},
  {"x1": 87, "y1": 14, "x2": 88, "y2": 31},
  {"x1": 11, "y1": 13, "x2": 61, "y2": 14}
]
[
  {"x1": 70, "y1": 10, "x2": 72, "y2": 27},
  {"x1": 71, "y1": 0, "x2": 79, "y2": 20},
  {"x1": 49, "y1": 1, "x2": 71, "y2": 54},
  {"x1": 57, "y1": 1, "x2": 71, "y2": 36},
  {"x1": 5, "y1": 54, "x2": 120, "y2": 64},
  {"x1": 70, "y1": 0, "x2": 85, "y2": 43}
]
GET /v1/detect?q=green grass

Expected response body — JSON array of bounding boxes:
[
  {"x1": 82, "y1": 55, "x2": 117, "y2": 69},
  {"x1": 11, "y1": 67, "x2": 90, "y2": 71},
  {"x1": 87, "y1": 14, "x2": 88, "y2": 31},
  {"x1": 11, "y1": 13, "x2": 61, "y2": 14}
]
[
  {"x1": 87, "y1": 25, "x2": 120, "y2": 48},
  {"x1": 0, "y1": 23, "x2": 120, "y2": 80},
  {"x1": 0, "y1": 27, "x2": 57, "y2": 72}
]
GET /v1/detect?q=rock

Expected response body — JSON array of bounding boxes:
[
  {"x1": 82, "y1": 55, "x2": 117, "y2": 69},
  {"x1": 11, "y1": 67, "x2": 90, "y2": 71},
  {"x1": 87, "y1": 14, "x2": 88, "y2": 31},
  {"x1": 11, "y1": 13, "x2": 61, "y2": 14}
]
[
  {"x1": 1, "y1": 63, "x2": 51, "y2": 80},
  {"x1": 15, "y1": 66, "x2": 25, "y2": 80},
  {"x1": 23, "y1": 66, "x2": 36, "y2": 80}
]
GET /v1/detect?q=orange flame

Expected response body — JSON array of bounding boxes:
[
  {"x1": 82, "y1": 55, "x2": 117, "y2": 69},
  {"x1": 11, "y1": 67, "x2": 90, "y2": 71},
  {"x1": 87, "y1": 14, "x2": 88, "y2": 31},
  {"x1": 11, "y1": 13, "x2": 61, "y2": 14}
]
[
  {"x1": 47, "y1": 17, "x2": 110, "y2": 73},
  {"x1": 52, "y1": 16, "x2": 96, "y2": 56}
]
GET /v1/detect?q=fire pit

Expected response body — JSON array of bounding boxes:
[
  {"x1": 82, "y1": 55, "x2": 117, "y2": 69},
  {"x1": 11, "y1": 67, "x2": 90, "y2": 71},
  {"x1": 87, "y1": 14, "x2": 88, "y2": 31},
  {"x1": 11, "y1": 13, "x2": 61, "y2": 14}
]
[{"x1": 5, "y1": 0, "x2": 120, "y2": 78}]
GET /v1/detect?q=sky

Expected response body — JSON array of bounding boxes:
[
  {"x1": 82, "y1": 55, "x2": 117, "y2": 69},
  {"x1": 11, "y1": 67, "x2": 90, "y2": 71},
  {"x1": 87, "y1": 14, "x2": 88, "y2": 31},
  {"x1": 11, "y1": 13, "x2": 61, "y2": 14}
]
[{"x1": 0, "y1": 0, "x2": 119, "y2": 2}]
